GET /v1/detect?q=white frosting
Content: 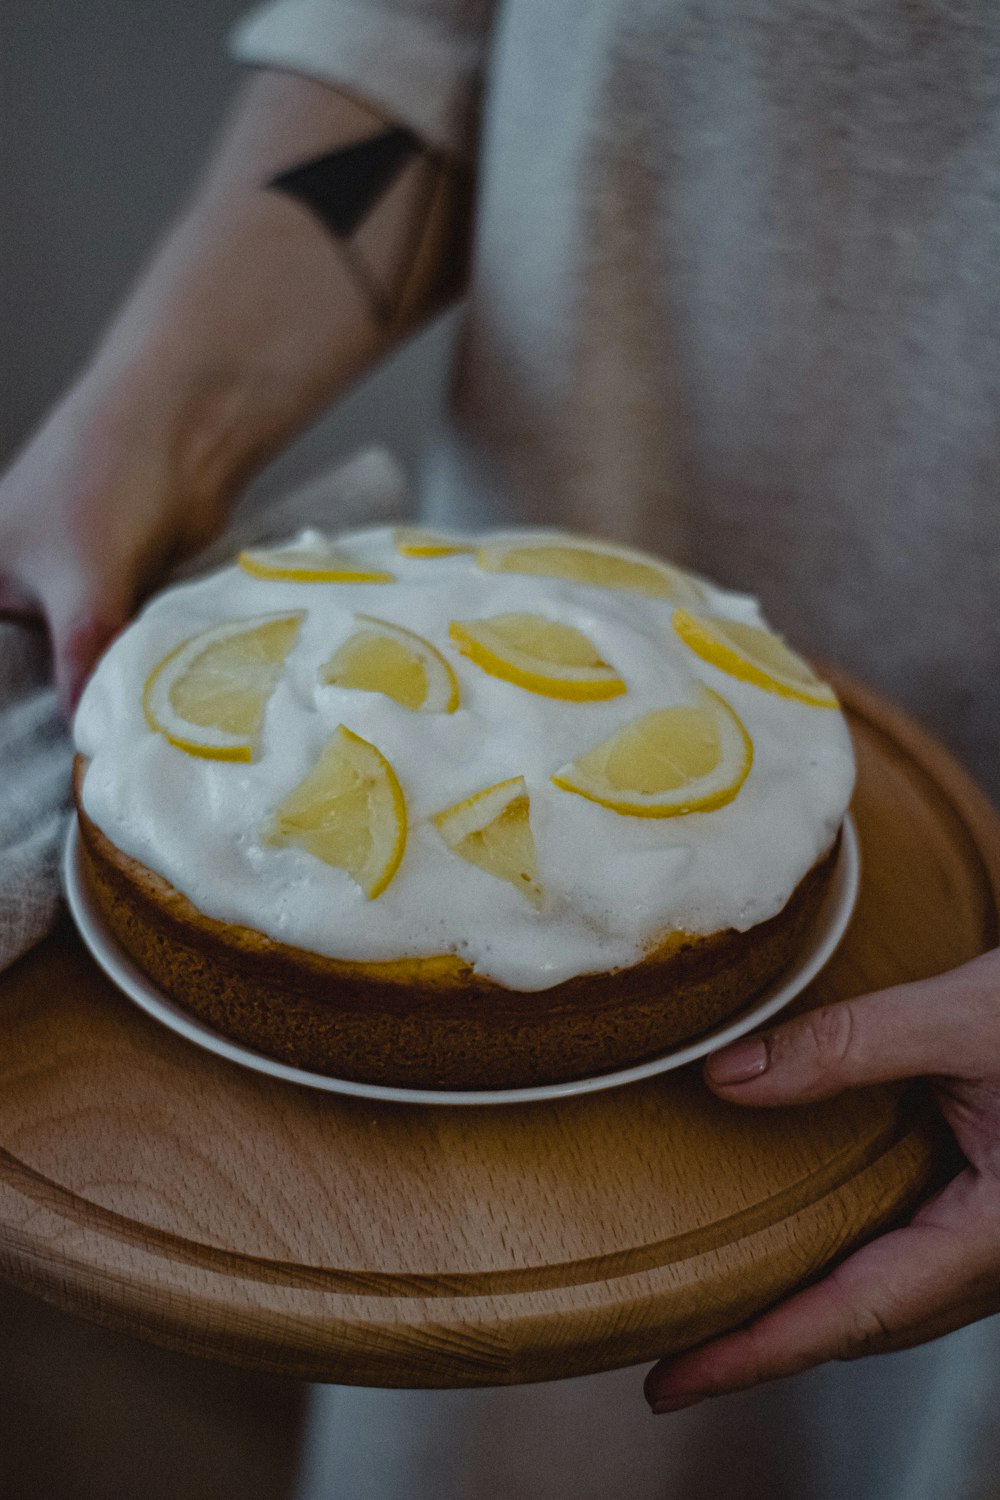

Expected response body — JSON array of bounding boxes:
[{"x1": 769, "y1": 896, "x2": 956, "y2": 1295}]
[{"x1": 74, "y1": 526, "x2": 855, "y2": 991}]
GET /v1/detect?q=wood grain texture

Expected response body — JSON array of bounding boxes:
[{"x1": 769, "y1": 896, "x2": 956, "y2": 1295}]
[{"x1": 0, "y1": 674, "x2": 996, "y2": 1388}]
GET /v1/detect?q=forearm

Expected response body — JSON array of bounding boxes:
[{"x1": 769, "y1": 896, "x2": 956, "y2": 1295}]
[
  {"x1": 0, "y1": 68, "x2": 470, "y2": 707},
  {"x1": 76, "y1": 70, "x2": 470, "y2": 509}
]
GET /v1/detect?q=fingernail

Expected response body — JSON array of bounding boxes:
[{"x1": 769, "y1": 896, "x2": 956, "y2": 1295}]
[
  {"x1": 706, "y1": 1035, "x2": 769, "y2": 1086},
  {"x1": 650, "y1": 1391, "x2": 709, "y2": 1414}
]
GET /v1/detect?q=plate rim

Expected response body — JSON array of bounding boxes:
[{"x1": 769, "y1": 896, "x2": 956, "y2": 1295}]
[{"x1": 62, "y1": 815, "x2": 860, "y2": 1108}]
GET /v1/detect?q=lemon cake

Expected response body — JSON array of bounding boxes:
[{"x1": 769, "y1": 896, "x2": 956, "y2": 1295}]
[{"x1": 73, "y1": 526, "x2": 855, "y2": 1089}]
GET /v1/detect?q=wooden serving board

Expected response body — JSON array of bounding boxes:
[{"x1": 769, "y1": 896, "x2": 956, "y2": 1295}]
[{"x1": 0, "y1": 675, "x2": 996, "y2": 1388}]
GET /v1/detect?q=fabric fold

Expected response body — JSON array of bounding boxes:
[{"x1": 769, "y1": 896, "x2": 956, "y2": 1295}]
[{"x1": 231, "y1": 0, "x2": 494, "y2": 162}]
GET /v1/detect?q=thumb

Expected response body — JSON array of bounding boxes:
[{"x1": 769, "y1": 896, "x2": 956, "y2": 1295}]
[
  {"x1": 40, "y1": 571, "x2": 131, "y2": 719},
  {"x1": 704, "y1": 952, "x2": 1000, "y2": 1103}
]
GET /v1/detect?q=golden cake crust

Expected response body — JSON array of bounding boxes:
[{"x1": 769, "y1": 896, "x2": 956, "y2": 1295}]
[{"x1": 73, "y1": 756, "x2": 839, "y2": 1090}]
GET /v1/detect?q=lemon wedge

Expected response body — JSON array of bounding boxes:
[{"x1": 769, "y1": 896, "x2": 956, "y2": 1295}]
[
  {"x1": 449, "y1": 613, "x2": 626, "y2": 701},
  {"x1": 552, "y1": 687, "x2": 752, "y2": 816},
  {"x1": 432, "y1": 776, "x2": 543, "y2": 907},
  {"x1": 269, "y1": 726, "x2": 406, "y2": 898},
  {"x1": 477, "y1": 536, "x2": 703, "y2": 603},
  {"x1": 238, "y1": 539, "x2": 394, "y2": 583},
  {"x1": 143, "y1": 613, "x2": 303, "y2": 761},
  {"x1": 320, "y1": 615, "x2": 460, "y2": 712},
  {"x1": 394, "y1": 526, "x2": 474, "y2": 558},
  {"x1": 673, "y1": 609, "x2": 838, "y2": 707}
]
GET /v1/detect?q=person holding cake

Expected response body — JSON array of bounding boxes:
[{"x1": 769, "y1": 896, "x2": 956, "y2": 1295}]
[{"x1": 3, "y1": 1, "x2": 1000, "y2": 1495}]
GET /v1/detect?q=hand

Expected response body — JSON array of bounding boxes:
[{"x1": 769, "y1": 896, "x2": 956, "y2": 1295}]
[
  {"x1": 644, "y1": 948, "x2": 1000, "y2": 1413},
  {"x1": 0, "y1": 380, "x2": 233, "y2": 717}
]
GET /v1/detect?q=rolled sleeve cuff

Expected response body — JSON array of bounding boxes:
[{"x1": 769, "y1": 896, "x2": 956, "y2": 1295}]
[{"x1": 231, "y1": 0, "x2": 487, "y2": 160}]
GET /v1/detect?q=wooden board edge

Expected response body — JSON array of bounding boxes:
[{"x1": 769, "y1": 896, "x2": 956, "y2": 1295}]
[
  {"x1": 0, "y1": 1102, "x2": 944, "y2": 1386},
  {"x1": 834, "y1": 668, "x2": 1000, "y2": 909}
]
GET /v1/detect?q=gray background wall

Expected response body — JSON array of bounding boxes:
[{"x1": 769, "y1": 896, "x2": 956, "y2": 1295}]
[{"x1": 2, "y1": 0, "x2": 456, "y2": 497}]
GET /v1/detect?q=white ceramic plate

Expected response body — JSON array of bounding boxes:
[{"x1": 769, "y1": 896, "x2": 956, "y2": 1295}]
[{"x1": 62, "y1": 815, "x2": 859, "y2": 1108}]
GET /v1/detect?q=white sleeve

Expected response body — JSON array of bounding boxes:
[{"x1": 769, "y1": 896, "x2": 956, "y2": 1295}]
[{"x1": 230, "y1": 0, "x2": 495, "y2": 160}]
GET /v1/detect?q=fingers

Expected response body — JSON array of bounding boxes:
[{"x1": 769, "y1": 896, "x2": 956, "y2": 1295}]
[
  {"x1": 56, "y1": 613, "x2": 127, "y2": 717},
  {"x1": 704, "y1": 954, "x2": 1000, "y2": 1104},
  {"x1": 4, "y1": 547, "x2": 131, "y2": 716},
  {"x1": 645, "y1": 1170, "x2": 1000, "y2": 1412},
  {"x1": 38, "y1": 570, "x2": 131, "y2": 718}
]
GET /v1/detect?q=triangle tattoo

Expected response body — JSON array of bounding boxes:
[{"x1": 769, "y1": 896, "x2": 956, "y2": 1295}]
[{"x1": 269, "y1": 127, "x2": 421, "y2": 240}]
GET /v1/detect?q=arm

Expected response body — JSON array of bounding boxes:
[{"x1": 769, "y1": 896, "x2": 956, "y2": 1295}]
[{"x1": 0, "y1": 69, "x2": 470, "y2": 710}]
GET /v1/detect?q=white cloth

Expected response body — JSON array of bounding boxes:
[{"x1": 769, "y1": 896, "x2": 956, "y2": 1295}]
[
  {"x1": 0, "y1": 446, "x2": 407, "y2": 978},
  {"x1": 0, "y1": 625, "x2": 73, "y2": 972}
]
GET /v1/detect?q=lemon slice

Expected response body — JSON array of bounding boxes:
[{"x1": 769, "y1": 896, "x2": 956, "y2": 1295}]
[
  {"x1": 238, "y1": 538, "x2": 394, "y2": 583},
  {"x1": 432, "y1": 776, "x2": 543, "y2": 907},
  {"x1": 394, "y1": 526, "x2": 474, "y2": 558},
  {"x1": 143, "y1": 613, "x2": 303, "y2": 761},
  {"x1": 320, "y1": 615, "x2": 459, "y2": 713},
  {"x1": 673, "y1": 609, "x2": 838, "y2": 707},
  {"x1": 477, "y1": 535, "x2": 703, "y2": 603},
  {"x1": 449, "y1": 613, "x2": 626, "y2": 701},
  {"x1": 552, "y1": 687, "x2": 752, "y2": 816},
  {"x1": 269, "y1": 726, "x2": 406, "y2": 898}
]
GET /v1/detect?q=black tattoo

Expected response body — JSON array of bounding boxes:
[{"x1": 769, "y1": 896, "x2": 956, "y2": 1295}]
[
  {"x1": 269, "y1": 128, "x2": 431, "y2": 322},
  {"x1": 270, "y1": 128, "x2": 420, "y2": 238}
]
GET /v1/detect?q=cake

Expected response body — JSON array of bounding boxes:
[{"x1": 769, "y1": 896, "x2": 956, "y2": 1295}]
[{"x1": 73, "y1": 525, "x2": 855, "y2": 1089}]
